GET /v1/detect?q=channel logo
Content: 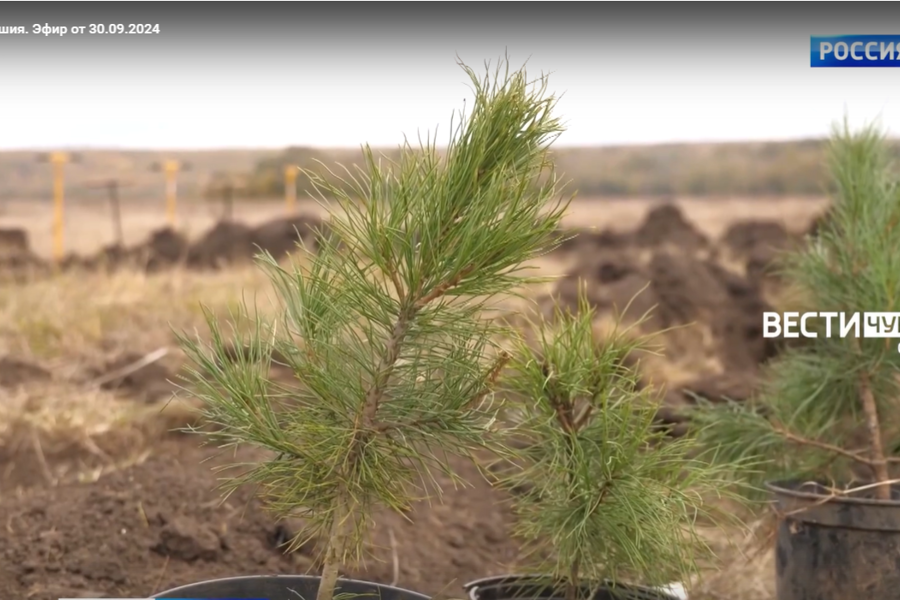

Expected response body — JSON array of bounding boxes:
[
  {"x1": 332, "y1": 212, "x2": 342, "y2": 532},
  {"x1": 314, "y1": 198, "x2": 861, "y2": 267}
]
[{"x1": 811, "y1": 35, "x2": 900, "y2": 67}]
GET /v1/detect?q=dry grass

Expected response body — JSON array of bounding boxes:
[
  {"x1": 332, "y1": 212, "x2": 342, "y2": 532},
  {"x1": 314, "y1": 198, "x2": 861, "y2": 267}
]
[
  {"x1": 0, "y1": 263, "x2": 281, "y2": 488},
  {"x1": 0, "y1": 196, "x2": 825, "y2": 600},
  {"x1": 0, "y1": 265, "x2": 278, "y2": 362}
]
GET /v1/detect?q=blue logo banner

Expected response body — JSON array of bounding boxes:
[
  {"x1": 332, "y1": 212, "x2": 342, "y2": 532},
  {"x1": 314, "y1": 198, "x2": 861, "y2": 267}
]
[{"x1": 811, "y1": 35, "x2": 900, "y2": 67}]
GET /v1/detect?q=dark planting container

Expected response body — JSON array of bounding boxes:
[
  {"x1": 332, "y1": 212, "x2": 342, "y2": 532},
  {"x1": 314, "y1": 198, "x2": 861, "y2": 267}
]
[
  {"x1": 464, "y1": 575, "x2": 683, "y2": 600},
  {"x1": 768, "y1": 480, "x2": 900, "y2": 600},
  {"x1": 154, "y1": 575, "x2": 432, "y2": 600}
]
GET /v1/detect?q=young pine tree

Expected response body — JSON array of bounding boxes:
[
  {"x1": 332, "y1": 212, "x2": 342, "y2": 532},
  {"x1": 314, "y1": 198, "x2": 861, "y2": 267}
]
[
  {"x1": 496, "y1": 291, "x2": 743, "y2": 600},
  {"x1": 177, "y1": 58, "x2": 570, "y2": 600},
  {"x1": 692, "y1": 121, "x2": 900, "y2": 501}
]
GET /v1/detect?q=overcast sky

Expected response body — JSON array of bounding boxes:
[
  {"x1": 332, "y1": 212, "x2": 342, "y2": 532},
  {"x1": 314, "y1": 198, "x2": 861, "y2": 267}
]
[{"x1": 2, "y1": 4, "x2": 899, "y2": 150}]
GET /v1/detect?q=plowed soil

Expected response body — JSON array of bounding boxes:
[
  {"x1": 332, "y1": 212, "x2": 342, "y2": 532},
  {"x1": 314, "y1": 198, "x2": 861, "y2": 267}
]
[{"x1": 0, "y1": 434, "x2": 517, "y2": 599}]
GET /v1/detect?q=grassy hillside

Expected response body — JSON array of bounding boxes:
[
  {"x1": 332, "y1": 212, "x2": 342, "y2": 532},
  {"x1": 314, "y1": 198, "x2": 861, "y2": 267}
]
[{"x1": 0, "y1": 138, "x2": 882, "y2": 204}]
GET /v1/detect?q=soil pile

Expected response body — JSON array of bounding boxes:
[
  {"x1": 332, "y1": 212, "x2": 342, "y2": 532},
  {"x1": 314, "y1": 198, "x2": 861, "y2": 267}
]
[
  {"x1": 252, "y1": 215, "x2": 324, "y2": 257},
  {"x1": 718, "y1": 219, "x2": 800, "y2": 284},
  {"x1": 0, "y1": 228, "x2": 49, "y2": 281},
  {"x1": 0, "y1": 214, "x2": 326, "y2": 279},
  {"x1": 552, "y1": 204, "x2": 710, "y2": 258},
  {"x1": 545, "y1": 208, "x2": 787, "y2": 432},
  {"x1": 633, "y1": 204, "x2": 710, "y2": 250},
  {"x1": 0, "y1": 228, "x2": 29, "y2": 254},
  {"x1": 140, "y1": 227, "x2": 192, "y2": 271},
  {"x1": 553, "y1": 227, "x2": 632, "y2": 255},
  {"x1": 719, "y1": 220, "x2": 792, "y2": 258},
  {"x1": 552, "y1": 248, "x2": 776, "y2": 370},
  {"x1": 187, "y1": 220, "x2": 258, "y2": 269}
]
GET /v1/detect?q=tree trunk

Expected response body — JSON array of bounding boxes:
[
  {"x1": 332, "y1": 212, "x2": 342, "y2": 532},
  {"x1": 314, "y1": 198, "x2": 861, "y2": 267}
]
[
  {"x1": 859, "y1": 368, "x2": 891, "y2": 500},
  {"x1": 316, "y1": 491, "x2": 356, "y2": 600}
]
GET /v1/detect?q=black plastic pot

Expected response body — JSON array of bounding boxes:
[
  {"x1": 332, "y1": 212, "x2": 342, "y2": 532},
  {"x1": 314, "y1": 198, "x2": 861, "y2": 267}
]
[
  {"x1": 154, "y1": 575, "x2": 432, "y2": 600},
  {"x1": 768, "y1": 480, "x2": 900, "y2": 600},
  {"x1": 463, "y1": 575, "x2": 683, "y2": 600}
]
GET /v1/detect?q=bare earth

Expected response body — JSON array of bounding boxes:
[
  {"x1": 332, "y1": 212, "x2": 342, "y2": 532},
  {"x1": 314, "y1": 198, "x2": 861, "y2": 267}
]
[{"x1": 0, "y1": 195, "x2": 827, "y2": 600}]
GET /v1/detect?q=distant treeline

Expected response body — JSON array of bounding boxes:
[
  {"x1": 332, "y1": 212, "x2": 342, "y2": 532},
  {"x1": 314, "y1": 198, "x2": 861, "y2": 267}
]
[
  {"x1": 553, "y1": 140, "x2": 838, "y2": 197},
  {"x1": 3, "y1": 139, "x2": 897, "y2": 203}
]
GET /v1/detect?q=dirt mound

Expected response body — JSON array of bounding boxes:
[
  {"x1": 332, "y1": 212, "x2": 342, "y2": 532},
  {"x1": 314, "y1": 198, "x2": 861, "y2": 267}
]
[
  {"x1": 0, "y1": 215, "x2": 325, "y2": 279},
  {"x1": 185, "y1": 215, "x2": 325, "y2": 269},
  {"x1": 252, "y1": 215, "x2": 324, "y2": 258},
  {"x1": 0, "y1": 228, "x2": 48, "y2": 281},
  {"x1": 186, "y1": 220, "x2": 258, "y2": 269},
  {"x1": 633, "y1": 204, "x2": 709, "y2": 250},
  {"x1": 704, "y1": 262, "x2": 780, "y2": 372},
  {"x1": 552, "y1": 268, "x2": 655, "y2": 323},
  {"x1": 717, "y1": 220, "x2": 798, "y2": 285},
  {"x1": 550, "y1": 248, "x2": 779, "y2": 376},
  {"x1": 139, "y1": 227, "x2": 191, "y2": 271},
  {"x1": 648, "y1": 252, "x2": 728, "y2": 326},
  {"x1": 744, "y1": 245, "x2": 783, "y2": 284},
  {"x1": 719, "y1": 220, "x2": 792, "y2": 257},
  {"x1": 553, "y1": 227, "x2": 632, "y2": 255},
  {"x1": 0, "y1": 356, "x2": 51, "y2": 388},
  {"x1": 646, "y1": 253, "x2": 775, "y2": 372},
  {"x1": 580, "y1": 249, "x2": 640, "y2": 285},
  {"x1": 0, "y1": 436, "x2": 518, "y2": 600},
  {"x1": 0, "y1": 228, "x2": 29, "y2": 255}
]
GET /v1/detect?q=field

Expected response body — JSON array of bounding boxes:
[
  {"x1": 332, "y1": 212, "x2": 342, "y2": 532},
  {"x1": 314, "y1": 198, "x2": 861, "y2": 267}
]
[
  {"x1": 0, "y1": 192, "x2": 828, "y2": 600},
  {"x1": 0, "y1": 139, "x2": 851, "y2": 205}
]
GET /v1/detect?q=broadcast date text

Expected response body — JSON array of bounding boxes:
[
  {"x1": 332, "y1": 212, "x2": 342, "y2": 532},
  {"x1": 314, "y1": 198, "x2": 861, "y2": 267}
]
[{"x1": 0, "y1": 23, "x2": 161, "y2": 36}]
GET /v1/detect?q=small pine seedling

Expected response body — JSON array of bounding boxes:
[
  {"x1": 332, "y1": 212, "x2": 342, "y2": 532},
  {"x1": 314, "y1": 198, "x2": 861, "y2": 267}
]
[
  {"x1": 176, "y1": 57, "x2": 571, "y2": 600},
  {"x1": 496, "y1": 290, "x2": 745, "y2": 600},
  {"x1": 692, "y1": 121, "x2": 900, "y2": 501}
]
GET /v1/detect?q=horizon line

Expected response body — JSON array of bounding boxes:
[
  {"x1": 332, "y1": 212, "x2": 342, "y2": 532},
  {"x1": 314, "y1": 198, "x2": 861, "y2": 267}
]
[{"x1": 0, "y1": 135, "x2": 857, "y2": 154}]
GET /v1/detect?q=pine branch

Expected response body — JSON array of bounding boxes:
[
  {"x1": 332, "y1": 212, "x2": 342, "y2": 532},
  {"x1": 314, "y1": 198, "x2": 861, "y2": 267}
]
[{"x1": 770, "y1": 422, "x2": 900, "y2": 467}]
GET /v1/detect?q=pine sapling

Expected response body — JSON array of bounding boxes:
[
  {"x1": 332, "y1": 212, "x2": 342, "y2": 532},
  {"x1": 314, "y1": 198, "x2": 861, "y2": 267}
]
[
  {"x1": 495, "y1": 290, "x2": 742, "y2": 599},
  {"x1": 176, "y1": 58, "x2": 571, "y2": 600},
  {"x1": 692, "y1": 122, "x2": 900, "y2": 502}
]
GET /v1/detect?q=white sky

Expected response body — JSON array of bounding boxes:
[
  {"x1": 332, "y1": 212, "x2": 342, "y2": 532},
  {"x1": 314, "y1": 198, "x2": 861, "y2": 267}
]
[{"x1": 3, "y1": 20, "x2": 899, "y2": 149}]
